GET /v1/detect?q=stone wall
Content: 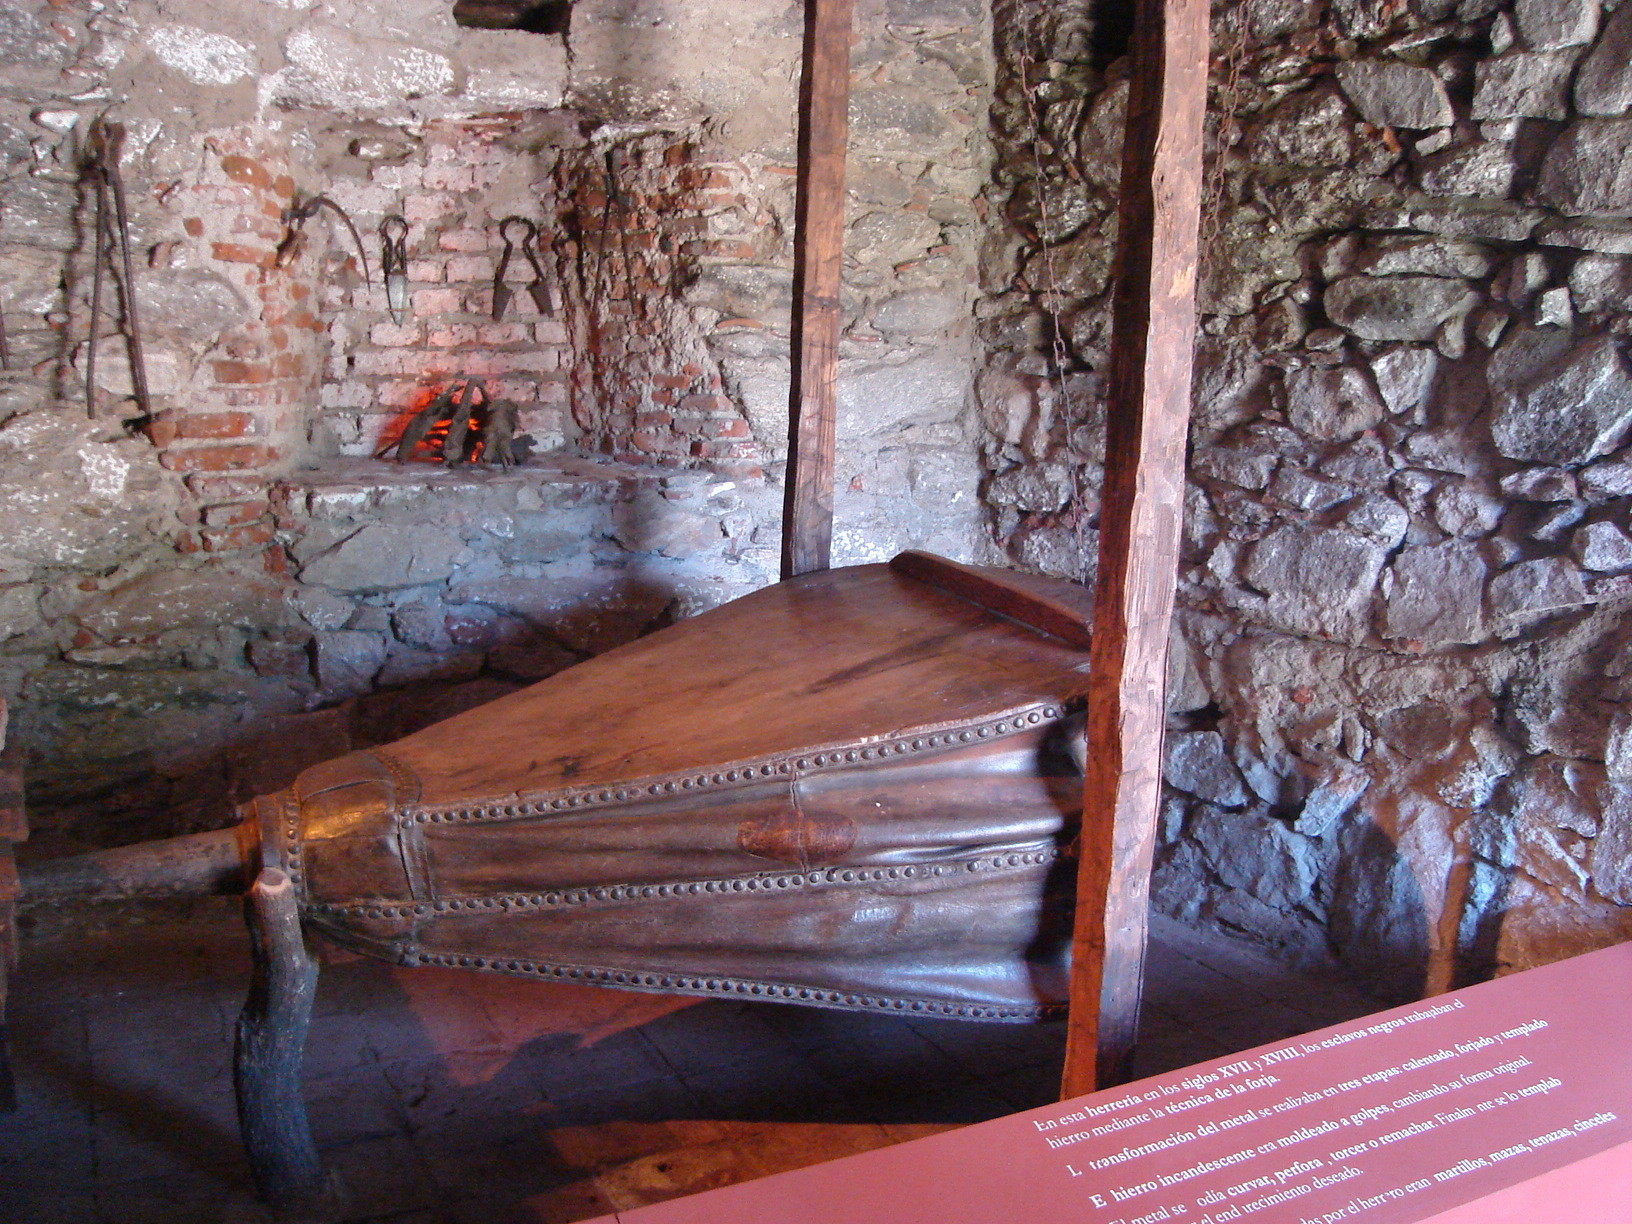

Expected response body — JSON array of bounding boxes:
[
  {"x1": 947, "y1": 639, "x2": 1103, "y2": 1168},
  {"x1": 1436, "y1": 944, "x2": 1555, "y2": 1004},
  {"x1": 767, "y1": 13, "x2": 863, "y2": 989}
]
[
  {"x1": 982, "y1": 0, "x2": 1632, "y2": 996},
  {"x1": 0, "y1": 0, "x2": 995, "y2": 848}
]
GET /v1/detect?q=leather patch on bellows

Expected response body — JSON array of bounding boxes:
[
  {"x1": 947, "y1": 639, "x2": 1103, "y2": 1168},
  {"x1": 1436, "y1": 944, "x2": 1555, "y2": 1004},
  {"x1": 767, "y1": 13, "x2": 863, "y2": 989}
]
[{"x1": 738, "y1": 803, "x2": 857, "y2": 867}]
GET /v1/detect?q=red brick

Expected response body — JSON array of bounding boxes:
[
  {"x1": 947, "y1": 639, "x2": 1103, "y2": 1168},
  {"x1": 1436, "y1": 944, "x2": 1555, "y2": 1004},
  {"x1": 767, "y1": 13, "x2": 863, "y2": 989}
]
[
  {"x1": 202, "y1": 523, "x2": 276, "y2": 551},
  {"x1": 679, "y1": 393, "x2": 732, "y2": 413},
  {"x1": 174, "y1": 531, "x2": 202, "y2": 554},
  {"x1": 406, "y1": 195, "x2": 461, "y2": 224},
  {"x1": 412, "y1": 287, "x2": 464, "y2": 314},
  {"x1": 486, "y1": 378, "x2": 539, "y2": 401},
  {"x1": 273, "y1": 353, "x2": 307, "y2": 379},
  {"x1": 171, "y1": 411, "x2": 261, "y2": 441},
  {"x1": 476, "y1": 322, "x2": 532, "y2": 346},
  {"x1": 183, "y1": 216, "x2": 204, "y2": 237},
  {"x1": 444, "y1": 255, "x2": 491, "y2": 282},
  {"x1": 203, "y1": 500, "x2": 270, "y2": 528},
  {"x1": 369, "y1": 322, "x2": 423, "y2": 346},
  {"x1": 159, "y1": 444, "x2": 279, "y2": 473},
  {"x1": 188, "y1": 474, "x2": 265, "y2": 503},
  {"x1": 211, "y1": 241, "x2": 274, "y2": 266},
  {"x1": 263, "y1": 544, "x2": 291, "y2": 576},
  {"x1": 703, "y1": 418, "x2": 750, "y2": 439},
  {"x1": 271, "y1": 175, "x2": 296, "y2": 201},
  {"x1": 212, "y1": 360, "x2": 273, "y2": 385},
  {"x1": 436, "y1": 228, "x2": 489, "y2": 253},
  {"x1": 427, "y1": 324, "x2": 478, "y2": 348},
  {"x1": 406, "y1": 259, "x2": 445, "y2": 283}
]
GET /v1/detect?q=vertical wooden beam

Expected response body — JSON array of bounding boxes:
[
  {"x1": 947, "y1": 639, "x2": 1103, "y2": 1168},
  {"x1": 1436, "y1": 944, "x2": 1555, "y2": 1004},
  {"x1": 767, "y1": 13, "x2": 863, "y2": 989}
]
[
  {"x1": 781, "y1": 0, "x2": 855, "y2": 580},
  {"x1": 1060, "y1": 0, "x2": 1211, "y2": 1099}
]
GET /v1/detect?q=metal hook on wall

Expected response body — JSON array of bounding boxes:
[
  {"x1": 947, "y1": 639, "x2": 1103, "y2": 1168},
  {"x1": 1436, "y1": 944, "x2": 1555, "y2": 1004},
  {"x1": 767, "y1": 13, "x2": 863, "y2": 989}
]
[
  {"x1": 380, "y1": 215, "x2": 410, "y2": 325},
  {"x1": 275, "y1": 193, "x2": 372, "y2": 286}
]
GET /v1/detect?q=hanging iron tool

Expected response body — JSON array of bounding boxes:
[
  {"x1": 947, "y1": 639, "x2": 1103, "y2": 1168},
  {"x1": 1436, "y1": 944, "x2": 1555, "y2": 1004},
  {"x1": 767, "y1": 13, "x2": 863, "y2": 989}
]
[
  {"x1": 81, "y1": 118, "x2": 152, "y2": 427},
  {"x1": 379, "y1": 215, "x2": 410, "y2": 325},
  {"x1": 275, "y1": 193, "x2": 371, "y2": 286},
  {"x1": 491, "y1": 216, "x2": 553, "y2": 320}
]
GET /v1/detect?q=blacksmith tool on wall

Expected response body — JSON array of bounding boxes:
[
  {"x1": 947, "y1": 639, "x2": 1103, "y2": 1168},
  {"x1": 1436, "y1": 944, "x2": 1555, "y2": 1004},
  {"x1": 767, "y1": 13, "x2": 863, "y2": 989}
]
[
  {"x1": 380, "y1": 215, "x2": 410, "y2": 325},
  {"x1": 275, "y1": 193, "x2": 371, "y2": 286},
  {"x1": 82, "y1": 118, "x2": 151, "y2": 425},
  {"x1": 491, "y1": 216, "x2": 553, "y2": 319}
]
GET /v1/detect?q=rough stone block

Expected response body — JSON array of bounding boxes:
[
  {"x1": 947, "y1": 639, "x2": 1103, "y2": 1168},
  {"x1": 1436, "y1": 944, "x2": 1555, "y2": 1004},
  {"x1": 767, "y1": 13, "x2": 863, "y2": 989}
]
[
  {"x1": 1514, "y1": 0, "x2": 1598, "y2": 50},
  {"x1": 300, "y1": 523, "x2": 466, "y2": 591},
  {"x1": 1473, "y1": 50, "x2": 1578, "y2": 119},
  {"x1": 1489, "y1": 556, "x2": 1593, "y2": 626},
  {"x1": 1325, "y1": 275, "x2": 1477, "y2": 342},
  {"x1": 1575, "y1": 3, "x2": 1632, "y2": 116},
  {"x1": 1190, "y1": 807, "x2": 1318, "y2": 913},
  {"x1": 1595, "y1": 779, "x2": 1632, "y2": 902},
  {"x1": 147, "y1": 25, "x2": 255, "y2": 86},
  {"x1": 1244, "y1": 525, "x2": 1388, "y2": 642},
  {"x1": 277, "y1": 25, "x2": 454, "y2": 112},
  {"x1": 313, "y1": 630, "x2": 388, "y2": 698},
  {"x1": 1164, "y1": 732, "x2": 1251, "y2": 807},
  {"x1": 1490, "y1": 334, "x2": 1632, "y2": 465},
  {"x1": 1336, "y1": 60, "x2": 1454, "y2": 128},
  {"x1": 1416, "y1": 141, "x2": 1518, "y2": 197},
  {"x1": 1571, "y1": 520, "x2": 1632, "y2": 571},
  {"x1": 1380, "y1": 542, "x2": 1489, "y2": 644},
  {"x1": 1538, "y1": 119, "x2": 1632, "y2": 216},
  {"x1": 1567, "y1": 253, "x2": 1632, "y2": 314},
  {"x1": 1369, "y1": 346, "x2": 1438, "y2": 414},
  {"x1": 1284, "y1": 364, "x2": 1387, "y2": 441}
]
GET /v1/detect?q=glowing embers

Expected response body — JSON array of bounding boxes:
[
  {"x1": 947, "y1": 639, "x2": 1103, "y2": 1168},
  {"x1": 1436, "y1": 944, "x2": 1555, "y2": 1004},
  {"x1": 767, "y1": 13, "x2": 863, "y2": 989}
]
[{"x1": 375, "y1": 379, "x2": 526, "y2": 468}]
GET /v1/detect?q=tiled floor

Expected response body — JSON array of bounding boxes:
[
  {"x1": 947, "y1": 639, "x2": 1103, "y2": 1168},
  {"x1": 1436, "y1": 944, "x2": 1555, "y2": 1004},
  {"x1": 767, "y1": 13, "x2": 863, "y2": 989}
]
[{"x1": 0, "y1": 902, "x2": 1385, "y2": 1223}]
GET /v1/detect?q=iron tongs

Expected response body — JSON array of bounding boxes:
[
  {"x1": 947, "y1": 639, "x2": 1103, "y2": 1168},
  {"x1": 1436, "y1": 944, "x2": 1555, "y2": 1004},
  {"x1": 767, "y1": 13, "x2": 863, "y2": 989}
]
[
  {"x1": 380, "y1": 215, "x2": 410, "y2": 325},
  {"x1": 491, "y1": 216, "x2": 553, "y2": 320}
]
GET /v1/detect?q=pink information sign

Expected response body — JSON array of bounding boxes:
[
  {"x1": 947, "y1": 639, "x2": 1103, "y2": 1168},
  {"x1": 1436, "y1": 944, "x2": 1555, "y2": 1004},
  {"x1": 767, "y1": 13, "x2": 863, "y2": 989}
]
[{"x1": 613, "y1": 941, "x2": 1632, "y2": 1224}]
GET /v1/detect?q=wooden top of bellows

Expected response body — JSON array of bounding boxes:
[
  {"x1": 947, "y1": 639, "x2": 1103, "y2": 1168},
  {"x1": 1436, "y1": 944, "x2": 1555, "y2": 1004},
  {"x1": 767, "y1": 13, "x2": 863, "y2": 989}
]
[{"x1": 389, "y1": 554, "x2": 1094, "y2": 808}]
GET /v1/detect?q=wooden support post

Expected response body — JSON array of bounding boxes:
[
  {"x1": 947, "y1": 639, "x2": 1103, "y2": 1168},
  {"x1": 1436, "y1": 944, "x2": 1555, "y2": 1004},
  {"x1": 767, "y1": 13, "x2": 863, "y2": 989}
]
[
  {"x1": 781, "y1": 0, "x2": 855, "y2": 580},
  {"x1": 1060, "y1": 0, "x2": 1211, "y2": 1099},
  {"x1": 235, "y1": 867, "x2": 331, "y2": 1211}
]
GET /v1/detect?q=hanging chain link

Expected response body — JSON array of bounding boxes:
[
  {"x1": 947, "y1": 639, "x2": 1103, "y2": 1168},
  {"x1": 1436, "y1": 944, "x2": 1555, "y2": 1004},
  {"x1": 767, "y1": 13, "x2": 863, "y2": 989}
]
[
  {"x1": 1201, "y1": 6, "x2": 1248, "y2": 264},
  {"x1": 1014, "y1": 6, "x2": 1092, "y2": 583}
]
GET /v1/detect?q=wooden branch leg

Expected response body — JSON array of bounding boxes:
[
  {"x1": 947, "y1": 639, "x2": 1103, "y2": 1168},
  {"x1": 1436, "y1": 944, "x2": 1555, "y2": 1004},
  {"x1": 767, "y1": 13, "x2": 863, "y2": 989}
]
[{"x1": 235, "y1": 867, "x2": 331, "y2": 1212}]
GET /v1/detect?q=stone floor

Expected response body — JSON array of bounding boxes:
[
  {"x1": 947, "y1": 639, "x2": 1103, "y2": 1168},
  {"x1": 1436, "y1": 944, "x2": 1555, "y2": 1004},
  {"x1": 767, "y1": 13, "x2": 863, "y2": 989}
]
[{"x1": 0, "y1": 901, "x2": 1386, "y2": 1224}]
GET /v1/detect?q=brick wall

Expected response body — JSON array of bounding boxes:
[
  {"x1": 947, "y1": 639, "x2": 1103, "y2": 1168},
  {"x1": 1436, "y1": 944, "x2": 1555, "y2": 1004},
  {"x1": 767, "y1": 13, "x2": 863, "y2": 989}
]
[{"x1": 554, "y1": 135, "x2": 770, "y2": 477}]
